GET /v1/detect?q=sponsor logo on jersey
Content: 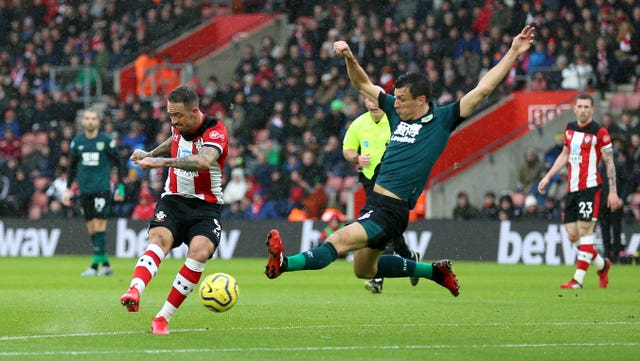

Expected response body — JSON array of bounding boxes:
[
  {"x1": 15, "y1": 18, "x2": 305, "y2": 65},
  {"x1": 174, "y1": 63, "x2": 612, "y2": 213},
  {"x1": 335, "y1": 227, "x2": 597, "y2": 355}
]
[
  {"x1": 209, "y1": 130, "x2": 225, "y2": 142},
  {"x1": 390, "y1": 122, "x2": 421, "y2": 143}
]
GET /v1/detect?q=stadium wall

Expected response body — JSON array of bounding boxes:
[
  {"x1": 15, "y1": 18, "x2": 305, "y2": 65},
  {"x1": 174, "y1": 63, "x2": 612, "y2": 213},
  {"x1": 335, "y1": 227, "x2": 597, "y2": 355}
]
[{"x1": 1, "y1": 219, "x2": 639, "y2": 265}]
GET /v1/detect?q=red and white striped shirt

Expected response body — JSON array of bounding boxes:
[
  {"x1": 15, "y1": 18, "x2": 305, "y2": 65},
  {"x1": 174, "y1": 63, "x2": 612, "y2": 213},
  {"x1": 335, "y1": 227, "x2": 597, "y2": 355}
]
[
  {"x1": 163, "y1": 116, "x2": 228, "y2": 204},
  {"x1": 564, "y1": 120, "x2": 611, "y2": 193}
]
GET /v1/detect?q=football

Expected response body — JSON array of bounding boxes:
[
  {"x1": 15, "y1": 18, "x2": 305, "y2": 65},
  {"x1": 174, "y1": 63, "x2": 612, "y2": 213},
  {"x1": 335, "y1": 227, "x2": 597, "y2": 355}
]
[{"x1": 198, "y1": 272, "x2": 239, "y2": 312}]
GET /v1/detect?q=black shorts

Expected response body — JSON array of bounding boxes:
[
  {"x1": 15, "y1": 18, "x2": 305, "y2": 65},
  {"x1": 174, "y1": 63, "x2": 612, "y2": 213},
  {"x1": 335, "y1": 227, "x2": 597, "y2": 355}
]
[
  {"x1": 355, "y1": 192, "x2": 409, "y2": 250},
  {"x1": 563, "y1": 187, "x2": 601, "y2": 223},
  {"x1": 79, "y1": 192, "x2": 112, "y2": 221},
  {"x1": 149, "y1": 195, "x2": 222, "y2": 249}
]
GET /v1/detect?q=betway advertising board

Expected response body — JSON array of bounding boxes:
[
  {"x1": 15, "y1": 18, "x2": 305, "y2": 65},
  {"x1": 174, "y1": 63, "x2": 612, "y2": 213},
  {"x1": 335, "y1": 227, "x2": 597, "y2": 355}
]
[{"x1": 1, "y1": 219, "x2": 639, "y2": 265}]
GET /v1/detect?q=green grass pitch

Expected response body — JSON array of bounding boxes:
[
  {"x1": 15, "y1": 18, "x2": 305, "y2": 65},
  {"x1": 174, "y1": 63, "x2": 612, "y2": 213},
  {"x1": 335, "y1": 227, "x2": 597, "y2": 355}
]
[{"x1": 0, "y1": 256, "x2": 638, "y2": 361}]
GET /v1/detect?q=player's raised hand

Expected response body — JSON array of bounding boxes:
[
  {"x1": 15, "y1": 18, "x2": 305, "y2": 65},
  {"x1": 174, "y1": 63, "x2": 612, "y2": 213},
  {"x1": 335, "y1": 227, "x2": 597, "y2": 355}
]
[
  {"x1": 334, "y1": 41, "x2": 352, "y2": 59},
  {"x1": 511, "y1": 25, "x2": 536, "y2": 55}
]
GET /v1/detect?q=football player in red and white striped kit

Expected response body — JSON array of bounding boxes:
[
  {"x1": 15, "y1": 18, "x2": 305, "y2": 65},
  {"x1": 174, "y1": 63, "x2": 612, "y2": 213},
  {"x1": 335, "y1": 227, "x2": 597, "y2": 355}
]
[
  {"x1": 538, "y1": 93, "x2": 622, "y2": 289},
  {"x1": 120, "y1": 85, "x2": 229, "y2": 334}
]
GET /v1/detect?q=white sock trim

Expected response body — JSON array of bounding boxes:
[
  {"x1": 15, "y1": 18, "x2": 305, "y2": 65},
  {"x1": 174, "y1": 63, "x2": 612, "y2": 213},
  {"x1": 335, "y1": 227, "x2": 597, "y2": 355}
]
[
  {"x1": 156, "y1": 301, "x2": 177, "y2": 321},
  {"x1": 147, "y1": 243, "x2": 166, "y2": 260},
  {"x1": 185, "y1": 257, "x2": 206, "y2": 272},
  {"x1": 579, "y1": 234, "x2": 594, "y2": 246},
  {"x1": 130, "y1": 278, "x2": 146, "y2": 293}
]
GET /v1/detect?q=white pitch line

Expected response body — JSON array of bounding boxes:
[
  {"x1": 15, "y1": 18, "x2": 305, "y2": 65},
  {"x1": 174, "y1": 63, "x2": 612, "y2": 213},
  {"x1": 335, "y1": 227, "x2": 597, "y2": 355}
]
[
  {"x1": 2, "y1": 342, "x2": 640, "y2": 357},
  {"x1": 1, "y1": 321, "x2": 638, "y2": 342}
]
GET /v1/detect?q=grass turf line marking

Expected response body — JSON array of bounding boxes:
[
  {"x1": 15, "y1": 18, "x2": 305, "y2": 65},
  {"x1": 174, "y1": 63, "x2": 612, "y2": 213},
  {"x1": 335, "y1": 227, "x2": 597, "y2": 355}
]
[
  {"x1": 2, "y1": 342, "x2": 640, "y2": 357},
  {"x1": 1, "y1": 321, "x2": 638, "y2": 342},
  {"x1": 0, "y1": 328, "x2": 208, "y2": 341}
]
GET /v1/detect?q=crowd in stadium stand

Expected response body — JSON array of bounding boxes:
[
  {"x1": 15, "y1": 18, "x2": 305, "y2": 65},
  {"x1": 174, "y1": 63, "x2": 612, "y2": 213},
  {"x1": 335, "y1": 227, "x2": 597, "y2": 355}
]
[{"x1": 1, "y1": 0, "x2": 640, "y2": 223}]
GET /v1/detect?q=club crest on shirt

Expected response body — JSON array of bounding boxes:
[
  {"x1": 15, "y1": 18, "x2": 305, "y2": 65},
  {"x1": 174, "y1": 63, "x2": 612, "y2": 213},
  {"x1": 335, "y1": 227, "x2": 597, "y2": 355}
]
[
  {"x1": 154, "y1": 210, "x2": 167, "y2": 222},
  {"x1": 583, "y1": 135, "x2": 591, "y2": 144},
  {"x1": 421, "y1": 114, "x2": 434, "y2": 123},
  {"x1": 96, "y1": 142, "x2": 104, "y2": 151}
]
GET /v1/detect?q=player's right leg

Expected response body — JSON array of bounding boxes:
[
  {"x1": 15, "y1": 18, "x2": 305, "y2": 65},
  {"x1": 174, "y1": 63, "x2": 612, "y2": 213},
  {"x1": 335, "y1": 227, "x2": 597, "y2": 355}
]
[{"x1": 265, "y1": 223, "x2": 368, "y2": 279}]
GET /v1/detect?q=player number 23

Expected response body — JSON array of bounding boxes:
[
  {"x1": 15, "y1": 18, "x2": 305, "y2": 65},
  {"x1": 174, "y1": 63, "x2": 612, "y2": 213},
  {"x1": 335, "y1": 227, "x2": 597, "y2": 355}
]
[{"x1": 578, "y1": 201, "x2": 593, "y2": 218}]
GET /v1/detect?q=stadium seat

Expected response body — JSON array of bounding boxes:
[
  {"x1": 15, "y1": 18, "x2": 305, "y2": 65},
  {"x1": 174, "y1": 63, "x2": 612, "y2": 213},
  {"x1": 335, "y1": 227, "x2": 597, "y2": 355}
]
[
  {"x1": 32, "y1": 177, "x2": 50, "y2": 191},
  {"x1": 609, "y1": 92, "x2": 626, "y2": 114},
  {"x1": 629, "y1": 192, "x2": 640, "y2": 220},
  {"x1": 625, "y1": 92, "x2": 640, "y2": 111},
  {"x1": 21, "y1": 132, "x2": 36, "y2": 144}
]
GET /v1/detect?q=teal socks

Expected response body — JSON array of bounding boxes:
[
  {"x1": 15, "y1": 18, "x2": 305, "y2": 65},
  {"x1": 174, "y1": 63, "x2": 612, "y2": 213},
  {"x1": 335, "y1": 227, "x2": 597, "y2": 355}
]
[
  {"x1": 91, "y1": 232, "x2": 108, "y2": 265},
  {"x1": 376, "y1": 254, "x2": 433, "y2": 279},
  {"x1": 286, "y1": 242, "x2": 338, "y2": 272}
]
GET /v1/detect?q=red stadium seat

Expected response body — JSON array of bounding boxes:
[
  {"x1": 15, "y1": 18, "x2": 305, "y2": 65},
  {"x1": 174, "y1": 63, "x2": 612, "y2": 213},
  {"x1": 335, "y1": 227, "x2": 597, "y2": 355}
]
[
  {"x1": 625, "y1": 92, "x2": 640, "y2": 110},
  {"x1": 21, "y1": 132, "x2": 36, "y2": 144},
  {"x1": 609, "y1": 93, "x2": 626, "y2": 114}
]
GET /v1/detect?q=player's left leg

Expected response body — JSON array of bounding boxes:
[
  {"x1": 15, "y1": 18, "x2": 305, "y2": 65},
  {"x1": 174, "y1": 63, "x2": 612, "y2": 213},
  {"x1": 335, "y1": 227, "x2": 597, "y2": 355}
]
[
  {"x1": 81, "y1": 218, "x2": 110, "y2": 276},
  {"x1": 391, "y1": 235, "x2": 421, "y2": 286},
  {"x1": 121, "y1": 227, "x2": 173, "y2": 312},
  {"x1": 366, "y1": 252, "x2": 459, "y2": 296},
  {"x1": 153, "y1": 236, "x2": 214, "y2": 335}
]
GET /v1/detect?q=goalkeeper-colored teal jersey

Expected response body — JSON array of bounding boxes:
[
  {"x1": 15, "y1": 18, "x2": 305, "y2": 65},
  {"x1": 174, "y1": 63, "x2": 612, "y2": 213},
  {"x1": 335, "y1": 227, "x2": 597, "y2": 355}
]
[{"x1": 67, "y1": 132, "x2": 123, "y2": 194}]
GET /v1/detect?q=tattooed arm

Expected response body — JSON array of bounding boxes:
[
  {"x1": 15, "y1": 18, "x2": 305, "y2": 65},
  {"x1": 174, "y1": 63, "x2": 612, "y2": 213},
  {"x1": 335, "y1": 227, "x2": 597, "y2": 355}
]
[
  {"x1": 601, "y1": 148, "x2": 623, "y2": 211},
  {"x1": 134, "y1": 144, "x2": 219, "y2": 171}
]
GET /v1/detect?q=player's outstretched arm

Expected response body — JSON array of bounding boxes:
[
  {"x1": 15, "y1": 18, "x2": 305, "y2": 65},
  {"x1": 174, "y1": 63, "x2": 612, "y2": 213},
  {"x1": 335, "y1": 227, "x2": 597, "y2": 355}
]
[
  {"x1": 137, "y1": 146, "x2": 220, "y2": 171},
  {"x1": 460, "y1": 25, "x2": 535, "y2": 117},
  {"x1": 130, "y1": 137, "x2": 172, "y2": 163},
  {"x1": 334, "y1": 40, "x2": 379, "y2": 105}
]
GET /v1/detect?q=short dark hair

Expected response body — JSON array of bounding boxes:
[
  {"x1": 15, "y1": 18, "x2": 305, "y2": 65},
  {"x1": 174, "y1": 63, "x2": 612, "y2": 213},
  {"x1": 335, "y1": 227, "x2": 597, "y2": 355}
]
[
  {"x1": 394, "y1": 73, "x2": 432, "y2": 101},
  {"x1": 576, "y1": 92, "x2": 593, "y2": 106},
  {"x1": 167, "y1": 85, "x2": 199, "y2": 108}
]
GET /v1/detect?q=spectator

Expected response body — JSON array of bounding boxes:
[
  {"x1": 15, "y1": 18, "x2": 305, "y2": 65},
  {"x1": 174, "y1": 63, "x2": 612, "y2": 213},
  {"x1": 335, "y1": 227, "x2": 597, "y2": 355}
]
[
  {"x1": 600, "y1": 112, "x2": 625, "y2": 140},
  {"x1": 223, "y1": 167, "x2": 250, "y2": 205},
  {"x1": 0, "y1": 109, "x2": 21, "y2": 138},
  {"x1": 561, "y1": 54, "x2": 594, "y2": 90},
  {"x1": 452, "y1": 190, "x2": 480, "y2": 220},
  {"x1": 221, "y1": 200, "x2": 246, "y2": 220},
  {"x1": 134, "y1": 48, "x2": 159, "y2": 98},
  {"x1": 497, "y1": 194, "x2": 519, "y2": 221},
  {"x1": 541, "y1": 196, "x2": 561, "y2": 221},
  {"x1": 318, "y1": 208, "x2": 346, "y2": 244},
  {"x1": 244, "y1": 189, "x2": 278, "y2": 220},
  {"x1": 521, "y1": 194, "x2": 541, "y2": 219},
  {"x1": 517, "y1": 148, "x2": 542, "y2": 193},
  {"x1": 156, "y1": 55, "x2": 181, "y2": 95},
  {"x1": 592, "y1": 36, "x2": 618, "y2": 99},
  {"x1": 0, "y1": 167, "x2": 33, "y2": 217},
  {"x1": 0, "y1": 129, "x2": 21, "y2": 161},
  {"x1": 130, "y1": 180, "x2": 157, "y2": 221},
  {"x1": 479, "y1": 191, "x2": 499, "y2": 220}
]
